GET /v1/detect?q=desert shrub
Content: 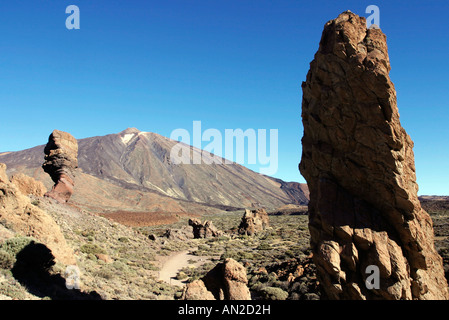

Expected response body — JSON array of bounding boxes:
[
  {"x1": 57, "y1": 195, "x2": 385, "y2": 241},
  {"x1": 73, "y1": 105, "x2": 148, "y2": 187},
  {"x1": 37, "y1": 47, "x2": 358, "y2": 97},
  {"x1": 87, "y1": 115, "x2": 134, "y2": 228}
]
[
  {"x1": 207, "y1": 235, "x2": 230, "y2": 243},
  {"x1": 176, "y1": 271, "x2": 188, "y2": 280},
  {"x1": 79, "y1": 229, "x2": 95, "y2": 238},
  {"x1": 284, "y1": 250, "x2": 296, "y2": 258},
  {"x1": 249, "y1": 280, "x2": 267, "y2": 292},
  {"x1": 112, "y1": 260, "x2": 128, "y2": 272},
  {"x1": 261, "y1": 232, "x2": 277, "y2": 242},
  {"x1": 80, "y1": 243, "x2": 106, "y2": 255},
  {"x1": 239, "y1": 251, "x2": 255, "y2": 260},
  {"x1": 290, "y1": 292, "x2": 301, "y2": 300},
  {"x1": 0, "y1": 237, "x2": 34, "y2": 256},
  {"x1": 0, "y1": 250, "x2": 15, "y2": 269},
  {"x1": 303, "y1": 293, "x2": 320, "y2": 300},
  {"x1": 94, "y1": 267, "x2": 115, "y2": 280},
  {"x1": 273, "y1": 280, "x2": 290, "y2": 291},
  {"x1": 140, "y1": 262, "x2": 159, "y2": 271},
  {"x1": 220, "y1": 250, "x2": 239, "y2": 261},
  {"x1": 197, "y1": 244, "x2": 209, "y2": 251},
  {"x1": 86, "y1": 253, "x2": 97, "y2": 261},
  {"x1": 0, "y1": 275, "x2": 28, "y2": 299},
  {"x1": 256, "y1": 243, "x2": 271, "y2": 250},
  {"x1": 260, "y1": 287, "x2": 288, "y2": 300},
  {"x1": 267, "y1": 272, "x2": 277, "y2": 283},
  {"x1": 118, "y1": 237, "x2": 129, "y2": 243}
]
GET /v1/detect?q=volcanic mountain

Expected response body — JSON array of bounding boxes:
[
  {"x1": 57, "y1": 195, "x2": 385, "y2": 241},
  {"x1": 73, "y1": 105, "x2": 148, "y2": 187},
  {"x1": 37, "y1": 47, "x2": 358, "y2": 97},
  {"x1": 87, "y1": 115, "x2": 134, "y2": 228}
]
[{"x1": 0, "y1": 128, "x2": 308, "y2": 224}]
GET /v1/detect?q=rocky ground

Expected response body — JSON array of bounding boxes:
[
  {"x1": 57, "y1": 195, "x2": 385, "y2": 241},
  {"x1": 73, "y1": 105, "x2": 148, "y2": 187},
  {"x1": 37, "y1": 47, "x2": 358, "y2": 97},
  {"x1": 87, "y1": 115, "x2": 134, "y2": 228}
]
[
  {"x1": 1, "y1": 192, "x2": 447, "y2": 300},
  {"x1": 0, "y1": 193, "x2": 319, "y2": 300},
  {"x1": 0, "y1": 195, "x2": 184, "y2": 300},
  {"x1": 141, "y1": 211, "x2": 320, "y2": 300}
]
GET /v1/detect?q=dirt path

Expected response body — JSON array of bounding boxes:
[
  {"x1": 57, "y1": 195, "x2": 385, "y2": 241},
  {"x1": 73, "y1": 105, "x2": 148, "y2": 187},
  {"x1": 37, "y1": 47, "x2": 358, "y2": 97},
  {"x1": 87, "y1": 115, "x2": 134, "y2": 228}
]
[{"x1": 158, "y1": 250, "x2": 208, "y2": 287}]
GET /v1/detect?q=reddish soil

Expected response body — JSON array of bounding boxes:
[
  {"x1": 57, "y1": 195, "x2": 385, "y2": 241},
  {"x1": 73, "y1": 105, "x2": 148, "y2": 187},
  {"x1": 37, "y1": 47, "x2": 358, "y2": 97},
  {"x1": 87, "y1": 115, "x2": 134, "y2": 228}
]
[{"x1": 99, "y1": 211, "x2": 198, "y2": 227}]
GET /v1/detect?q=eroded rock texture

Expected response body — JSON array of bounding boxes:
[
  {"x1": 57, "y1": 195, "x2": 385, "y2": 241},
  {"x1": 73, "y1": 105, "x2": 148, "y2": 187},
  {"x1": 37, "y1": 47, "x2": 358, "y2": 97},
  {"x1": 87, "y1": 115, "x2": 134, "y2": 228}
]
[
  {"x1": 42, "y1": 130, "x2": 78, "y2": 203},
  {"x1": 188, "y1": 218, "x2": 222, "y2": 239},
  {"x1": 238, "y1": 208, "x2": 269, "y2": 236},
  {"x1": 183, "y1": 258, "x2": 251, "y2": 300},
  {"x1": 299, "y1": 11, "x2": 448, "y2": 300},
  {"x1": 0, "y1": 163, "x2": 76, "y2": 266},
  {"x1": 10, "y1": 173, "x2": 47, "y2": 197}
]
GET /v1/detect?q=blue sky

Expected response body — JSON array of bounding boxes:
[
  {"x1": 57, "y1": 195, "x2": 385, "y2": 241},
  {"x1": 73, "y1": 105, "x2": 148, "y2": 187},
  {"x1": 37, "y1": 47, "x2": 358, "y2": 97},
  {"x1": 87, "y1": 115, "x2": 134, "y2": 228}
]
[{"x1": 0, "y1": 0, "x2": 448, "y2": 195}]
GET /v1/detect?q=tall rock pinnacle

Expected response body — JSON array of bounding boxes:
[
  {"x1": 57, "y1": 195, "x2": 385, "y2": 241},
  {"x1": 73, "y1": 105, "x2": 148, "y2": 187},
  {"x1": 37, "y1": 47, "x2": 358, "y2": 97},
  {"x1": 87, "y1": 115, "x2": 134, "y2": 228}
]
[
  {"x1": 42, "y1": 130, "x2": 78, "y2": 203},
  {"x1": 299, "y1": 11, "x2": 448, "y2": 299}
]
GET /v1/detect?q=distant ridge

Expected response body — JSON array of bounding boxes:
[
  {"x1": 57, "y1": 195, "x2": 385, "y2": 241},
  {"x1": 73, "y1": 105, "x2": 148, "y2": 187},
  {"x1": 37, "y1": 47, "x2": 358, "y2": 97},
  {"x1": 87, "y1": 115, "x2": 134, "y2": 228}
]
[{"x1": 0, "y1": 128, "x2": 309, "y2": 217}]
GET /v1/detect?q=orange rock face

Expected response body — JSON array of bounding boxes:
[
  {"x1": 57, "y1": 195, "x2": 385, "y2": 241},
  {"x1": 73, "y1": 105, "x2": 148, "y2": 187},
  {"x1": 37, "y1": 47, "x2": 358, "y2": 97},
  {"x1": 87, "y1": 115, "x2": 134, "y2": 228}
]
[
  {"x1": 299, "y1": 11, "x2": 448, "y2": 299},
  {"x1": 0, "y1": 163, "x2": 76, "y2": 266},
  {"x1": 10, "y1": 173, "x2": 47, "y2": 197}
]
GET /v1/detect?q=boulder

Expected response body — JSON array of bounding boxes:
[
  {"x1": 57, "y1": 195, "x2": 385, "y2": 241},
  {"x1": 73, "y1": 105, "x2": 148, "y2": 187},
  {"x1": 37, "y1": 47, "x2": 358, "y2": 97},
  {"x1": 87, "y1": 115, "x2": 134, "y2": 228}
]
[
  {"x1": 182, "y1": 280, "x2": 215, "y2": 300},
  {"x1": 238, "y1": 208, "x2": 269, "y2": 236},
  {"x1": 42, "y1": 130, "x2": 78, "y2": 203},
  {"x1": 183, "y1": 258, "x2": 251, "y2": 300},
  {"x1": 10, "y1": 173, "x2": 47, "y2": 197},
  {"x1": 0, "y1": 163, "x2": 76, "y2": 266},
  {"x1": 188, "y1": 218, "x2": 222, "y2": 238},
  {"x1": 299, "y1": 11, "x2": 449, "y2": 299}
]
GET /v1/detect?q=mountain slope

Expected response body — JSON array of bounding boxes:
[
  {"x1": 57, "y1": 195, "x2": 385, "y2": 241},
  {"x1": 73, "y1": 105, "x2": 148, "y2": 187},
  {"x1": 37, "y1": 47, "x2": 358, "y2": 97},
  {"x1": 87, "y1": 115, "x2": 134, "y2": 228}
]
[{"x1": 0, "y1": 128, "x2": 308, "y2": 216}]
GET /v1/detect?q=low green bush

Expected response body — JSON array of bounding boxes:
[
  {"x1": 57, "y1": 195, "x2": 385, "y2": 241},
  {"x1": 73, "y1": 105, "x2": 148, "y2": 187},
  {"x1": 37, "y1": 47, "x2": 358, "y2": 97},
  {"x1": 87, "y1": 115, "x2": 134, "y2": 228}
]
[
  {"x1": 0, "y1": 250, "x2": 15, "y2": 269},
  {"x1": 260, "y1": 287, "x2": 288, "y2": 300},
  {"x1": 80, "y1": 243, "x2": 106, "y2": 255},
  {"x1": 0, "y1": 237, "x2": 34, "y2": 256}
]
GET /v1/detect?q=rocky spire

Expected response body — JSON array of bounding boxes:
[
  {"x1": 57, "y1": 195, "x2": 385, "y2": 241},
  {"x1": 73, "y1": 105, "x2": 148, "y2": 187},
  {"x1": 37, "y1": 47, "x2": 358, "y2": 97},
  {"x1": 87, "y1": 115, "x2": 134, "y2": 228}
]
[
  {"x1": 42, "y1": 130, "x2": 78, "y2": 203},
  {"x1": 299, "y1": 11, "x2": 448, "y2": 299}
]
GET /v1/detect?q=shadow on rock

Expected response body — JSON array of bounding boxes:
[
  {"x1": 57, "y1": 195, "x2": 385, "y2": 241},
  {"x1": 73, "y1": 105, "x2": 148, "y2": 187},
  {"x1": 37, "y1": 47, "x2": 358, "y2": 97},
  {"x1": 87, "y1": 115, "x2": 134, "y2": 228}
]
[{"x1": 11, "y1": 241, "x2": 102, "y2": 300}]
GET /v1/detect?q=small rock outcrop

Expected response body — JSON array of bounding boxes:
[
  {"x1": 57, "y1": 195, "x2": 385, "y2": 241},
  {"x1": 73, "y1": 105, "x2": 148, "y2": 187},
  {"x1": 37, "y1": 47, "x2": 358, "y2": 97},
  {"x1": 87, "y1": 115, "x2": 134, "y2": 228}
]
[
  {"x1": 183, "y1": 258, "x2": 251, "y2": 300},
  {"x1": 188, "y1": 218, "x2": 222, "y2": 239},
  {"x1": 10, "y1": 173, "x2": 47, "y2": 197},
  {"x1": 163, "y1": 227, "x2": 193, "y2": 241},
  {"x1": 299, "y1": 11, "x2": 448, "y2": 299},
  {"x1": 42, "y1": 130, "x2": 78, "y2": 203},
  {"x1": 238, "y1": 208, "x2": 269, "y2": 236},
  {"x1": 0, "y1": 163, "x2": 76, "y2": 266},
  {"x1": 181, "y1": 280, "x2": 216, "y2": 300}
]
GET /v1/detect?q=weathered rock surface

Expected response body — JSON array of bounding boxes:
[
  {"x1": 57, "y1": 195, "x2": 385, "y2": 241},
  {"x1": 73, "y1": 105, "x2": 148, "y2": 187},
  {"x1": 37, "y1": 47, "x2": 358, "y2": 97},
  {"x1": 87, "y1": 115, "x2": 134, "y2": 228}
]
[
  {"x1": 0, "y1": 163, "x2": 76, "y2": 266},
  {"x1": 181, "y1": 280, "x2": 216, "y2": 300},
  {"x1": 238, "y1": 208, "x2": 269, "y2": 236},
  {"x1": 42, "y1": 130, "x2": 78, "y2": 203},
  {"x1": 299, "y1": 11, "x2": 448, "y2": 299},
  {"x1": 183, "y1": 258, "x2": 251, "y2": 300},
  {"x1": 10, "y1": 173, "x2": 47, "y2": 197},
  {"x1": 188, "y1": 218, "x2": 222, "y2": 238}
]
